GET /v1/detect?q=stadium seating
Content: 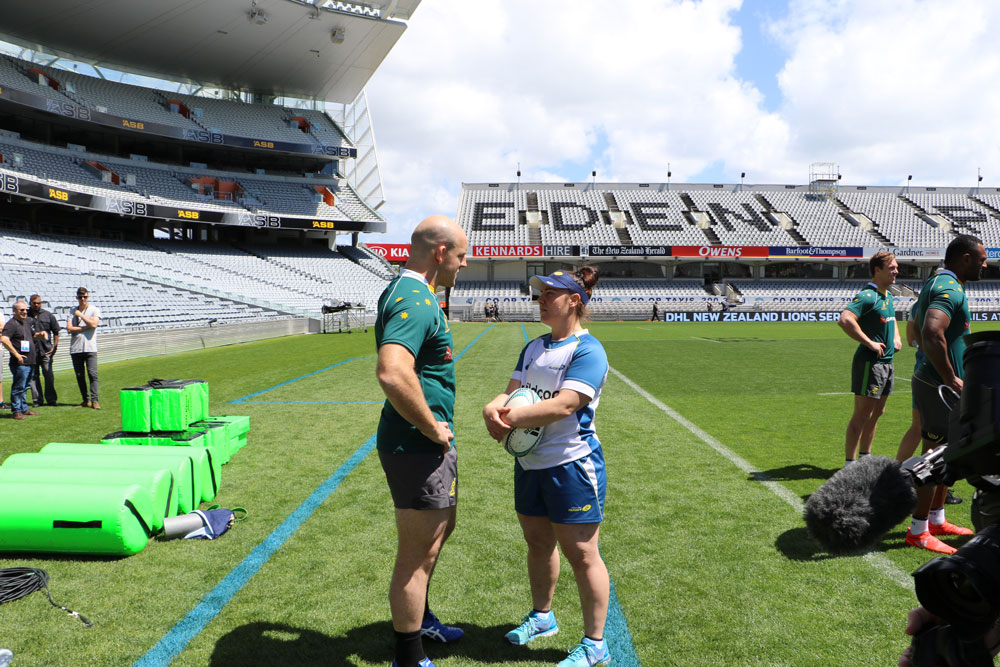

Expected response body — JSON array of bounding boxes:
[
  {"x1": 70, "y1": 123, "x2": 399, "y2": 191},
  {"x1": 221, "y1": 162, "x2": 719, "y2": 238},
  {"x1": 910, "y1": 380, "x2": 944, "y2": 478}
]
[
  {"x1": 2, "y1": 55, "x2": 353, "y2": 153},
  {"x1": 459, "y1": 184, "x2": 1000, "y2": 250},
  {"x1": 0, "y1": 229, "x2": 393, "y2": 321},
  {"x1": 0, "y1": 262, "x2": 287, "y2": 332},
  {"x1": 0, "y1": 135, "x2": 379, "y2": 221}
]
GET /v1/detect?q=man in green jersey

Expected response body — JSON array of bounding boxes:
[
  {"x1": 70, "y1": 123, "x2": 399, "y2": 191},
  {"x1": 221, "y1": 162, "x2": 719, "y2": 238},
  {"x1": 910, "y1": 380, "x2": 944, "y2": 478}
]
[
  {"x1": 904, "y1": 234, "x2": 986, "y2": 554},
  {"x1": 376, "y1": 215, "x2": 468, "y2": 667},
  {"x1": 838, "y1": 251, "x2": 901, "y2": 467}
]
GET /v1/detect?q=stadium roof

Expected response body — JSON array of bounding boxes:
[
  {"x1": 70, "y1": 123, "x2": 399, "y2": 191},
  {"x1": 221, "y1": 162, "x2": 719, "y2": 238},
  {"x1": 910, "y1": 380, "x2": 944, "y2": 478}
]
[{"x1": 0, "y1": 0, "x2": 419, "y2": 102}]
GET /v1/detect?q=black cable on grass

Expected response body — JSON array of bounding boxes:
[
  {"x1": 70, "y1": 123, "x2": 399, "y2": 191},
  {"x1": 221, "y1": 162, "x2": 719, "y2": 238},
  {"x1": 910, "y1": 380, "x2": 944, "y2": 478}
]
[{"x1": 0, "y1": 568, "x2": 92, "y2": 627}]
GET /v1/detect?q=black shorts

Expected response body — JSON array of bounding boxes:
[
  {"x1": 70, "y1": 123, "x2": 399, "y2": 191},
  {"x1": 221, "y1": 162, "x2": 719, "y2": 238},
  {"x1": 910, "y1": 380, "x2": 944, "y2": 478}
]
[
  {"x1": 851, "y1": 359, "x2": 893, "y2": 399},
  {"x1": 378, "y1": 446, "x2": 457, "y2": 510},
  {"x1": 911, "y1": 374, "x2": 952, "y2": 443}
]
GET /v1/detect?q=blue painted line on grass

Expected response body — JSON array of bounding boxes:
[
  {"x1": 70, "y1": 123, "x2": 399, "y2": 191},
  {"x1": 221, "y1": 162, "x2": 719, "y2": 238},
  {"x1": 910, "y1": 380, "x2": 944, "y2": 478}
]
[
  {"x1": 607, "y1": 575, "x2": 641, "y2": 666},
  {"x1": 455, "y1": 322, "x2": 493, "y2": 361},
  {"x1": 229, "y1": 357, "x2": 372, "y2": 404},
  {"x1": 133, "y1": 435, "x2": 378, "y2": 667},
  {"x1": 525, "y1": 322, "x2": 639, "y2": 664},
  {"x1": 136, "y1": 324, "x2": 496, "y2": 666}
]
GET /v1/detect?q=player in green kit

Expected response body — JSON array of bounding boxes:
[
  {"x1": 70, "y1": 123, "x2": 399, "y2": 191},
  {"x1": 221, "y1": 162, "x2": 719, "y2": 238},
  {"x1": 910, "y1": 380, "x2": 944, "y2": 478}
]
[
  {"x1": 838, "y1": 251, "x2": 901, "y2": 467},
  {"x1": 375, "y1": 215, "x2": 468, "y2": 667},
  {"x1": 904, "y1": 234, "x2": 987, "y2": 553}
]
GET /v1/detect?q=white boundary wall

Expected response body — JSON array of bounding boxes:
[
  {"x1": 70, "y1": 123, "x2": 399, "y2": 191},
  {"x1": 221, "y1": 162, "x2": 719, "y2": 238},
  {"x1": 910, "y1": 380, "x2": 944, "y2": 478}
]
[{"x1": 47, "y1": 318, "x2": 315, "y2": 372}]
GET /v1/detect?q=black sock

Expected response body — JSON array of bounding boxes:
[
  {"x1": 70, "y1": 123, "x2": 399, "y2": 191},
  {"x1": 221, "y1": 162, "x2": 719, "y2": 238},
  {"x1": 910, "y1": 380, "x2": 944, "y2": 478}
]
[{"x1": 394, "y1": 630, "x2": 424, "y2": 667}]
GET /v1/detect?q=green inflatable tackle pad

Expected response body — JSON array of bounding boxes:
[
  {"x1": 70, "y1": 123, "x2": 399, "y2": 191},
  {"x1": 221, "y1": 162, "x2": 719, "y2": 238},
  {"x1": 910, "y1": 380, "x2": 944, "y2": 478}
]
[
  {"x1": 191, "y1": 416, "x2": 250, "y2": 458},
  {"x1": 41, "y1": 443, "x2": 220, "y2": 504},
  {"x1": 0, "y1": 481, "x2": 153, "y2": 555},
  {"x1": 120, "y1": 385, "x2": 152, "y2": 432},
  {"x1": 103, "y1": 427, "x2": 230, "y2": 465},
  {"x1": 4, "y1": 452, "x2": 198, "y2": 515},
  {"x1": 120, "y1": 379, "x2": 209, "y2": 432},
  {"x1": 0, "y1": 467, "x2": 176, "y2": 532},
  {"x1": 149, "y1": 379, "x2": 209, "y2": 431}
]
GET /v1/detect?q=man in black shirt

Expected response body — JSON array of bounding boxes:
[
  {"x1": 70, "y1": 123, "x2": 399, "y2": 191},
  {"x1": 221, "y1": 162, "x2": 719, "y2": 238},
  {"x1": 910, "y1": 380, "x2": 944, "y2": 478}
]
[
  {"x1": 1, "y1": 301, "x2": 40, "y2": 419},
  {"x1": 28, "y1": 294, "x2": 59, "y2": 406}
]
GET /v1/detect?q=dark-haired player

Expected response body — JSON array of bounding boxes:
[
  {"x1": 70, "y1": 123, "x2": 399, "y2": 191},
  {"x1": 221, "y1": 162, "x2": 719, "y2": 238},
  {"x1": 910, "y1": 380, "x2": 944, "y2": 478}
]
[
  {"x1": 483, "y1": 266, "x2": 612, "y2": 667},
  {"x1": 906, "y1": 234, "x2": 986, "y2": 553}
]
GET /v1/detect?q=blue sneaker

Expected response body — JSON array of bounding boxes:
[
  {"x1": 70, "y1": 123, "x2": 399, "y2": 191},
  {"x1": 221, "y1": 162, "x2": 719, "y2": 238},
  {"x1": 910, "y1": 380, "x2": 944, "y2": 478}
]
[
  {"x1": 420, "y1": 610, "x2": 464, "y2": 643},
  {"x1": 390, "y1": 659, "x2": 435, "y2": 667},
  {"x1": 504, "y1": 610, "x2": 559, "y2": 645},
  {"x1": 558, "y1": 641, "x2": 611, "y2": 666}
]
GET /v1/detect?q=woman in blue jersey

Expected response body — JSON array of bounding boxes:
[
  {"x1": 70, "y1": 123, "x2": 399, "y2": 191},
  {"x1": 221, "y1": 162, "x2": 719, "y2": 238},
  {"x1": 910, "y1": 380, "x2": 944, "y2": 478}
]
[{"x1": 483, "y1": 266, "x2": 611, "y2": 667}]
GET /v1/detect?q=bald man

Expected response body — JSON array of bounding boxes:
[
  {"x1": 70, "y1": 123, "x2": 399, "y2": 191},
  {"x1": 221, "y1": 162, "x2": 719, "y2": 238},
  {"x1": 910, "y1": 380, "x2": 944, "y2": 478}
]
[
  {"x1": 1, "y1": 301, "x2": 41, "y2": 419},
  {"x1": 375, "y1": 216, "x2": 468, "y2": 667}
]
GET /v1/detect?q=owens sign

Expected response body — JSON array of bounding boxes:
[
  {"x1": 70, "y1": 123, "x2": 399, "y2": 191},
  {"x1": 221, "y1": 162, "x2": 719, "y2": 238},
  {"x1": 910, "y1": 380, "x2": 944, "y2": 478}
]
[{"x1": 671, "y1": 246, "x2": 768, "y2": 258}]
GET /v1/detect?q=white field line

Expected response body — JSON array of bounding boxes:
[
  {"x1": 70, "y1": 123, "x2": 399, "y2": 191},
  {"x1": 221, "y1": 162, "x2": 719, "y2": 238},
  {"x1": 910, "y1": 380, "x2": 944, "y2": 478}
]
[
  {"x1": 610, "y1": 366, "x2": 913, "y2": 589},
  {"x1": 690, "y1": 336, "x2": 721, "y2": 343}
]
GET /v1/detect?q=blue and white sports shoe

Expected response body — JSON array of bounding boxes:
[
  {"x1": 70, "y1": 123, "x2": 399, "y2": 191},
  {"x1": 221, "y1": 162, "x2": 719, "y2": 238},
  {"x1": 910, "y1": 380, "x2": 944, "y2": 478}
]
[
  {"x1": 390, "y1": 658, "x2": 435, "y2": 667},
  {"x1": 557, "y1": 641, "x2": 612, "y2": 667},
  {"x1": 504, "y1": 610, "x2": 559, "y2": 645},
  {"x1": 420, "y1": 610, "x2": 464, "y2": 643}
]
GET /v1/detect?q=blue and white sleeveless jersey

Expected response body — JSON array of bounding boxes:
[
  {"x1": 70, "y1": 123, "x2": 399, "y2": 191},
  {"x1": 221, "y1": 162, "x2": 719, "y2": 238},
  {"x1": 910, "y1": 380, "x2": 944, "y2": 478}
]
[{"x1": 511, "y1": 329, "x2": 609, "y2": 470}]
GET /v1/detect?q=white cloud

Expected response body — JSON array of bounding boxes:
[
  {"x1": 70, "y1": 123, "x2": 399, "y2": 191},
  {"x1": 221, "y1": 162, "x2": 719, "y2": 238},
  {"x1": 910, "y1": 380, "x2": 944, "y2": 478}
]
[
  {"x1": 363, "y1": 0, "x2": 785, "y2": 241},
  {"x1": 772, "y1": 0, "x2": 1000, "y2": 186},
  {"x1": 361, "y1": 0, "x2": 1000, "y2": 244}
]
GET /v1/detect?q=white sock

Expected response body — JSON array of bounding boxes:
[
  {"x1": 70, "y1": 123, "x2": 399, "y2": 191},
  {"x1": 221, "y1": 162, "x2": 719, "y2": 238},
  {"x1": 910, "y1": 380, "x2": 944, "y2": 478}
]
[
  {"x1": 929, "y1": 507, "x2": 945, "y2": 525},
  {"x1": 844, "y1": 459, "x2": 856, "y2": 467},
  {"x1": 531, "y1": 609, "x2": 552, "y2": 622},
  {"x1": 582, "y1": 636, "x2": 605, "y2": 653},
  {"x1": 911, "y1": 518, "x2": 929, "y2": 534}
]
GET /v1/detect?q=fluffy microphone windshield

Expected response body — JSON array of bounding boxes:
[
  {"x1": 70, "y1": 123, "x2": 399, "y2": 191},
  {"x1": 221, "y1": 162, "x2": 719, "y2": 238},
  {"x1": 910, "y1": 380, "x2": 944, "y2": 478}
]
[{"x1": 804, "y1": 455, "x2": 917, "y2": 555}]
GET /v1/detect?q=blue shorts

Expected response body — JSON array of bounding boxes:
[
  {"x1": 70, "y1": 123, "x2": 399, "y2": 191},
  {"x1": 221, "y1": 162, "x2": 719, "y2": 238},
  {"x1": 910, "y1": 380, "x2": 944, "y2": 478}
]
[{"x1": 514, "y1": 448, "x2": 606, "y2": 524}]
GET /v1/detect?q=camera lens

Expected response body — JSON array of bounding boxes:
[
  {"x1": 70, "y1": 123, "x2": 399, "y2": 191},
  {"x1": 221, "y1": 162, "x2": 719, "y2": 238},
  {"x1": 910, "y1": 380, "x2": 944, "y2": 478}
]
[{"x1": 913, "y1": 523, "x2": 1000, "y2": 636}]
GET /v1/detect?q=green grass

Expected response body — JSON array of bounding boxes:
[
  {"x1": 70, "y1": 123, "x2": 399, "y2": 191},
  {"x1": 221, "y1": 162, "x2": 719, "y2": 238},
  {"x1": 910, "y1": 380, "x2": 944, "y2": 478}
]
[{"x1": 1, "y1": 321, "x2": 997, "y2": 666}]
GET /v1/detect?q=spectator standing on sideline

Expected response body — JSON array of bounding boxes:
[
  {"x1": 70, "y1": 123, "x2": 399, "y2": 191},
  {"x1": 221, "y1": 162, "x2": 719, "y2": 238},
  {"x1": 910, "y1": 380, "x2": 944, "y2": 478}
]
[
  {"x1": 28, "y1": 294, "x2": 59, "y2": 407},
  {"x1": 651, "y1": 302, "x2": 661, "y2": 321},
  {"x1": 493, "y1": 298, "x2": 502, "y2": 322},
  {"x1": 375, "y1": 215, "x2": 468, "y2": 667},
  {"x1": 837, "y1": 251, "x2": 901, "y2": 467},
  {"x1": 0, "y1": 310, "x2": 4, "y2": 410},
  {"x1": 66, "y1": 287, "x2": 101, "y2": 410},
  {"x1": 1, "y1": 301, "x2": 39, "y2": 420}
]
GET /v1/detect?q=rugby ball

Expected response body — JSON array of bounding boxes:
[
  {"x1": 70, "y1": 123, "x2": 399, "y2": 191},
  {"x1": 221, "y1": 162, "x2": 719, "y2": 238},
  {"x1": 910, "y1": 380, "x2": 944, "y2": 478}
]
[{"x1": 502, "y1": 387, "x2": 545, "y2": 457}]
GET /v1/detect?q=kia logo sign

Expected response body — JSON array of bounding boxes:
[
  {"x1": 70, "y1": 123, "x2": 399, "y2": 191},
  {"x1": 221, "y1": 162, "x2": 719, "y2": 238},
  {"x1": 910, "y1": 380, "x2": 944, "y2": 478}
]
[{"x1": 366, "y1": 244, "x2": 410, "y2": 260}]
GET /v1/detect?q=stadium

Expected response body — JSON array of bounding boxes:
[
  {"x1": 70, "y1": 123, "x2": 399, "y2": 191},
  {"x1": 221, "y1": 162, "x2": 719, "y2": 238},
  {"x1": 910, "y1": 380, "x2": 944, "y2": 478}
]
[{"x1": 1, "y1": 1, "x2": 999, "y2": 666}]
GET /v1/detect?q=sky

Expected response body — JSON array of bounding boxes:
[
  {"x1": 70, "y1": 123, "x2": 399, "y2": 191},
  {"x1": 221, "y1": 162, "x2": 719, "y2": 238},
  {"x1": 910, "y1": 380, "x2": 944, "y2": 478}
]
[{"x1": 361, "y1": 0, "x2": 1000, "y2": 243}]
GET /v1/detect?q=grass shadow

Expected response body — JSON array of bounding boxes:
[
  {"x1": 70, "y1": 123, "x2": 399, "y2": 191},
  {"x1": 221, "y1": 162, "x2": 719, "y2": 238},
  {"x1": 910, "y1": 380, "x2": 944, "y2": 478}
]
[
  {"x1": 750, "y1": 463, "x2": 838, "y2": 482},
  {"x1": 210, "y1": 621, "x2": 568, "y2": 666},
  {"x1": 774, "y1": 526, "x2": 838, "y2": 562}
]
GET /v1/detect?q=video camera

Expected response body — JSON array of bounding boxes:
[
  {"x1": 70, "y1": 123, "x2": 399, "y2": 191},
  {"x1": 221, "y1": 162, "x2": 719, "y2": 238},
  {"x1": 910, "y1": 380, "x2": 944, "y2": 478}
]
[{"x1": 902, "y1": 331, "x2": 1000, "y2": 666}]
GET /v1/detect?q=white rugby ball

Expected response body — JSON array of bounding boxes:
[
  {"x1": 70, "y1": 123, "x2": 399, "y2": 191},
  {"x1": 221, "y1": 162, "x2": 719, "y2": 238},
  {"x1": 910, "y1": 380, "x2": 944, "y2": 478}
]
[{"x1": 502, "y1": 387, "x2": 545, "y2": 457}]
